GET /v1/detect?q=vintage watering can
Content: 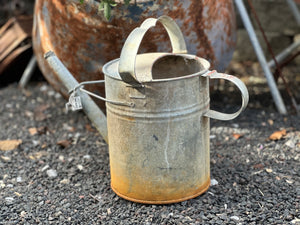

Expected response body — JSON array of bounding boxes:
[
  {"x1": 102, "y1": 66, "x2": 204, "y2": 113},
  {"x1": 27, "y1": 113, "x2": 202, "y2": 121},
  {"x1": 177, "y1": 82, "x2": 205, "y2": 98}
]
[{"x1": 45, "y1": 16, "x2": 248, "y2": 204}]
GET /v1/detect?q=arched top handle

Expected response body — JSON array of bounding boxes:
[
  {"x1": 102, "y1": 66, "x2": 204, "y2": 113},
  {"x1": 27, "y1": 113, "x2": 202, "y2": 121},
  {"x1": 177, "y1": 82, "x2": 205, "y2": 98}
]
[{"x1": 118, "y1": 15, "x2": 187, "y2": 84}]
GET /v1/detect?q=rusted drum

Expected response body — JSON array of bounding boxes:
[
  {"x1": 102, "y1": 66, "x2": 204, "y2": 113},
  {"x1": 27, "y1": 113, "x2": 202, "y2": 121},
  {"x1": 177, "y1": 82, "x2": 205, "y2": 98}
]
[
  {"x1": 103, "y1": 16, "x2": 248, "y2": 204},
  {"x1": 33, "y1": 0, "x2": 236, "y2": 111}
]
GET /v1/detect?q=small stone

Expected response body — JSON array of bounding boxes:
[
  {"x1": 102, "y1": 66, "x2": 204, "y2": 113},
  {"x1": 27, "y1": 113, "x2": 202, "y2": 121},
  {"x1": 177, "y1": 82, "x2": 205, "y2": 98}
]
[
  {"x1": 291, "y1": 218, "x2": 300, "y2": 224},
  {"x1": 46, "y1": 169, "x2": 57, "y2": 178},
  {"x1": 60, "y1": 179, "x2": 70, "y2": 184},
  {"x1": 1, "y1": 156, "x2": 11, "y2": 161},
  {"x1": 16, "y1": 176, "x2": 23, "y2": 183},
  {"x1": 64, "y1": 203, "x2": 71, "y2": 208},
  {"x1": 83, "y1": 155, "x2": 91, "y2": 160},
  {"x1": 55, "y1": 93, "x2": 61, "y2": 99},
  {"x1": 41, "y1": 165, "x2": 49, "y2": 172},
  {"x1": 58, "y1": 155, "x2": 65, "y2": 161},
  {"x1": 55, "y1": 211, "x2": 62, "y2": 217},
  {"x1": 32, "y1": 140, "x2": 40, "y2": 147},
  {"x1": 48, "y1": 216, "x2": 55, "y2": 221},
  {"x1": 107, "y1": 208, "x2": 112, "y2": 215},
  {"x1": 40, "y1": 85, "x2": 48, "y2": 92},
  {"x1": 47, "y1": 90, "x2": 55, "y2": 96},
  {"x1": 230, "y1": 216, "x2": 240, "y2": 221},
  {"x1": 201, "y1": 215, "x2": 208, "y2": 220},
  {"x1": 20, "y1": 211, "x2": 26, "y2": 217},
  {"x1": 232, "y1": 123, "x2": 239, "y2": 128},
  {"x1": 77, "y1": 165, "x2": 83, "y2": 171},
  {"x1": 14, "y1": 192, "x2": 22, "y2": 197},
  {"x1": 210, "y1": 179, "x2": 219, "y2": 186},
  {"x1": 266, "y1": 168, "x2": 273, "y2": 173},
  {"x1": 0, "y1": 180, "x2": 5, "y2": 188},
  {"x1": 5, "y1": 197, "x2": 14, "y2": 204},
  {"x1": 285, "y1": 139, "x2": 295, "y2": 148}
]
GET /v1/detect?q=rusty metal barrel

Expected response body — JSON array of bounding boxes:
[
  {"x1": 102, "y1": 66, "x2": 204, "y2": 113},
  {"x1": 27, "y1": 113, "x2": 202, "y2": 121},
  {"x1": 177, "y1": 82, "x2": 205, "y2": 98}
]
[
  {"x1": 102, "y1": 16, "x2": 248, "y2": 204},
  {"x1": 33, "y1": 0, "x2": 236, "y2": 112}
]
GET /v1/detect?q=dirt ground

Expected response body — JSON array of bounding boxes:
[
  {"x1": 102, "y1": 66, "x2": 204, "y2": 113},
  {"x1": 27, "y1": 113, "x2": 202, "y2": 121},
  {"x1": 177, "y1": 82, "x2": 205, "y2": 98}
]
[{"x1": 0, "y1": 60, "x2": 299, "y2": 224}]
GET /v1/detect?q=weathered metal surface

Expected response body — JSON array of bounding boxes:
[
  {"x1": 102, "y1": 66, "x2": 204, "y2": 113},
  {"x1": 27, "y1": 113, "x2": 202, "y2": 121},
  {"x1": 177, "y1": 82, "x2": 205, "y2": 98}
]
[
  {"x1": 105, "y1": 53, "x2": 212, "y2": 204},
  {"x1": 44, "y1": 51, "x2": 108, "y2": 143},
  {"x1": 102, "y1": 16, "x2": 247, "y2": 204},
  {"x1": 33, "y1": 0, "x2": 236, "y2": 111}
]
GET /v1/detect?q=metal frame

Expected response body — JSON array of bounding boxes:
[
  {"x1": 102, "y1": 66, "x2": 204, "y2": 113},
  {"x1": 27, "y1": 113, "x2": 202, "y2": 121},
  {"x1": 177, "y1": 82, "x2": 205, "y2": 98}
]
[{"x1": 234, "y1": 0, "x2": 300, "y2": 114}]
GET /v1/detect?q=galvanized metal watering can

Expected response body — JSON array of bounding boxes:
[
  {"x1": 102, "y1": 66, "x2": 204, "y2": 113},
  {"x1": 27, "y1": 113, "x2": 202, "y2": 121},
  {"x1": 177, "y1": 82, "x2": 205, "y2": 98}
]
[{"x1": 45, "y1": 16, "x2": 248, "y2": 204}]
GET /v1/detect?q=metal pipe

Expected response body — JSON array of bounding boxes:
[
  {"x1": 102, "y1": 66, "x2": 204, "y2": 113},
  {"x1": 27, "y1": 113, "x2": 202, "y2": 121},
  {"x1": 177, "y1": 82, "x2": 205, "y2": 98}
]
[
  {"x1": 44, "y1": 51, "x2": 108, "y2": 143},
  {"x1": 234, "y1": 0, "x2": 287, "y2": 114},
  {"x1": 19, "y1": 55, "x2": 37, "y2": 88},
  {"x1": 268, "y1": 41, "x2": 300, "y2": 68},
  {"x1": 286, "y1": 0, "x2": 300, "y2": 25}
]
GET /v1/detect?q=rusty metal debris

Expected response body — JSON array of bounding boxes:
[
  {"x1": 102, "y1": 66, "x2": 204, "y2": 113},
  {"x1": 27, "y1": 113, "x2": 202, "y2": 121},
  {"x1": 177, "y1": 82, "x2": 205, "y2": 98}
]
[{"x1": 0, "y1": 15, "x2": 33, "y2": 75}]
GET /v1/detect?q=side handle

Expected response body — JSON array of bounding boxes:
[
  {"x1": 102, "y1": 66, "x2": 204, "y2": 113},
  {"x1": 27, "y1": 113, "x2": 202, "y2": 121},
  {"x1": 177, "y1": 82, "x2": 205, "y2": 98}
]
[{"x1": 202, "y1": 71, "x2": 249, "y2": 121}]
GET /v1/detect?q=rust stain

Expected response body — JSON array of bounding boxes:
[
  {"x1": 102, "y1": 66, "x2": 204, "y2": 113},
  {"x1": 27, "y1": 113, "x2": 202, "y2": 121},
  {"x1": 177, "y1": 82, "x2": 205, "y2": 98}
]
[
  {"x1": 188, "y1": 0, "x2": 215, "y2": 66},
  {"x1": 111, "y1": 176, "x2": 211, "y2": 204}
]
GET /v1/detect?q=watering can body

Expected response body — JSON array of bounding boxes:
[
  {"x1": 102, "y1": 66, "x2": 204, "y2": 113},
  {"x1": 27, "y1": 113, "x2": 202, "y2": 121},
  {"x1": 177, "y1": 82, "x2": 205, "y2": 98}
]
[
  {"x1": 102, "y1": 16, "x2": 248, "y2": 204},
  {"x1": 104, "y1": 53, "x2": 212, "y2": 203}
]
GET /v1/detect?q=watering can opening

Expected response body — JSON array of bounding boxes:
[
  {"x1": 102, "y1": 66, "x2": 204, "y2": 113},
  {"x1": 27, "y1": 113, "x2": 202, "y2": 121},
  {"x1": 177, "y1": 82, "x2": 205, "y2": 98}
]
[
  {"x1": 151, "y1": 54, "x2": 209, "y2": 80},
  {"x1": 103, "y1": 53, "x2": 211, "y2": 83}
]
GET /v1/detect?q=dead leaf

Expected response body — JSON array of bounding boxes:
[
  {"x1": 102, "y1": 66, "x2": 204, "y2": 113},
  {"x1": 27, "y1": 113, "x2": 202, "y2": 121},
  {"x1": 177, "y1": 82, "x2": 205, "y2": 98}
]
[
  {"x1": 28, "y1": 128, "x2": 38, "y2": 135},
  {"x1": 0, "y1": 139, "x2": 22, "y2": 151},
  {"x1": 34, "y1": 104, "x2": 50, "y2": 121},
  {"x1": 57, "y1": 140, "x2": 72, "y2": 148},
  {"x1": 85, "y1": 124, "x2": 96, "y2": 132},
  {"x1": 269, "y1": 129, "x2": 287, "y2": 141},
  {"x1": 253, "y1": 163, "x2": 264, "y2": 169},
  {"x1": 28, "y1": 151, "x2": 47, "y2": 160},
  {"x1": 63, "y1": 123, "x2": 75, "y2": 132},
  {"x1": 232, "y1": 133, "x2": 243, "y2": 140},
  {"x1": 41, "y1": 143, "x2": 47, "y2": 149},
  {"x1": 267, "y1": 119, "x2": 274, "y2": 126},
  {"x1": 22, "y1": 89, "x2": 32, "y2": 97},
  {"x1": 34, "y1": 112, "x2": 47, "y2": 121},
  {"x1": 36, "y1": 104, "x2": 50, "y2": 112},
  {"x1": 29, "y1": 127, "x2": 48, "y2": 136}
]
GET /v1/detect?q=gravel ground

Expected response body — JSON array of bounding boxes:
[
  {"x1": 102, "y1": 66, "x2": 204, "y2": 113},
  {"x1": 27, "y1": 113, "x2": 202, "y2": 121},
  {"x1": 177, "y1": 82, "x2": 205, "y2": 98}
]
[{"x1": 0, "y1": 79, "x2": 299, "y2": 224}]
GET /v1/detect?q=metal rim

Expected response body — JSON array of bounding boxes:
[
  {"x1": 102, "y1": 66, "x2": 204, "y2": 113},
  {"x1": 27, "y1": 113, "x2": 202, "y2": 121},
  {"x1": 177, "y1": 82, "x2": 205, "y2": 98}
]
[{"x1": 103, "y1": 53, "x2": 211, "y2": 83}]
